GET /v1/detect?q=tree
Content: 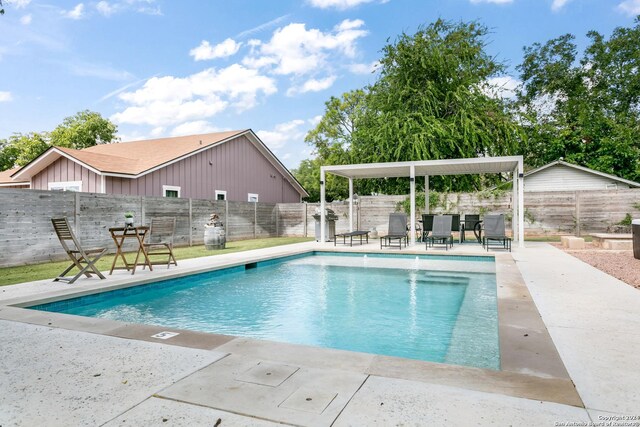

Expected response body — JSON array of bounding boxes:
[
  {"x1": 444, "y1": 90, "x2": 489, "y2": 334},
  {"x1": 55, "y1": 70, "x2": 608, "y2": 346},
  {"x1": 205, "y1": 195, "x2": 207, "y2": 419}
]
[
  {"x1": 0, "y1": 0, "x2": 4, "y2": 15},
  {"x1": 516, "y1": 19, "x2": 640, "y2": 182},
  {"x1": 292, "y1": 158, "x2": 348, "y2": 202},
  {"x1": 302, "y1": 19, "x2": 521, "y2": 196},
  {"x1": 49, "y1": 110, "x2": 118, "y2": 150},
  {"x1": 0, "y1": 110, "x2": 118, "y2": 171}
]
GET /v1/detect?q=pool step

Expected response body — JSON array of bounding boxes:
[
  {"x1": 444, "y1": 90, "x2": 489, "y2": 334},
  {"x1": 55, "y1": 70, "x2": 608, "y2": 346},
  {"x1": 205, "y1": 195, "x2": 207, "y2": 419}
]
[{"x1": 412, "y1": 277, "x2": 470, "y2": 286}]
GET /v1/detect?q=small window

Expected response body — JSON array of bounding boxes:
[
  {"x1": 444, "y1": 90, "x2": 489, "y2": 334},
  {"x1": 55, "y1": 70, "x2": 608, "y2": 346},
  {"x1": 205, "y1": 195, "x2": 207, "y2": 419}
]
[
  {"x1": 605, "y1": 183, "x2": 618, "y2": 190},
  {"x1": 248, "y1": 193, "x2": 259, "y2": 203},
  {"x1": 215, "y1": 190, "x2": 227, "y2": 201},
  {"x1": 163, "y1": 185, "x2": 181, "y2": 198},
  {"x1": 48, "y1": 181, "x2": 82, "y2": 192}
]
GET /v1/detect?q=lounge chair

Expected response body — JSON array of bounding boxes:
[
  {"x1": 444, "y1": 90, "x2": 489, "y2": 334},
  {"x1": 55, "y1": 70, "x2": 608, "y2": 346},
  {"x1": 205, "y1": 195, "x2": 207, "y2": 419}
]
[
  {"x1": 482, "y1": 214, "x2": 512, "y2": 252},
  {"x1": 143, "y1": 217, "x2": 178, "y2": 268},
  {"x1": 426, "y1": 215, "x2": 453, "y2": 250},
  {"x1": 421, "y1": 214, "x2": 434, "y2": 242},
  {"x1": 451, "y1": 214, "x2": 461, "y2": 243},
  {"x1": 51, "y1": 217, "x2": 107, "y2": 284},
  {"x1": 380, "y1": 213, "x2": 408, "y2": 249}
]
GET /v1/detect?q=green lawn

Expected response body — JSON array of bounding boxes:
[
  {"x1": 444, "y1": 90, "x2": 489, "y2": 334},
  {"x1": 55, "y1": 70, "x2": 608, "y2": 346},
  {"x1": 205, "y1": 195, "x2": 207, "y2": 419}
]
[{"x1": 0, "y1": 237, "x2": 313, "y2": 287}]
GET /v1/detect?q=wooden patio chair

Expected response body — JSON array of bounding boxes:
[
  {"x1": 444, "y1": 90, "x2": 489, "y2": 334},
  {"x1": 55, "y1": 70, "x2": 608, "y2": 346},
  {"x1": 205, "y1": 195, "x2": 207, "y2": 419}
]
[
  {"x1": 51, "y1": 217, "x2": 107, "y2": 284},
  {"x1": 143, "y1": 217, "x2": 178, "y2": 268}
]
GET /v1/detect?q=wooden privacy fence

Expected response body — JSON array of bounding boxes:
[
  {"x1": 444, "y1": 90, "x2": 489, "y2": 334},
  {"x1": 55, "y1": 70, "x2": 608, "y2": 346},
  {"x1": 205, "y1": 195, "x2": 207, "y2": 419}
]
[{"x1": 0, "y1": 188, "x2": 639, "y2": 267}]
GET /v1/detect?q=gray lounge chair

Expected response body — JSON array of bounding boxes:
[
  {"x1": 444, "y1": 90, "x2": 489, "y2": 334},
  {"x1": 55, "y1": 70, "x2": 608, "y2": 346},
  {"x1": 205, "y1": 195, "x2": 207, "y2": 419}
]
[
  {"x1": 380, "y1": 213, "x2": 408, "y2": 249},
  {"x1": 482, "y1": 214, "x2": 512, "y2": 252},
  {"x1": 426, "y1": 215, "x2": 453, "y2": 250},
  {"x1": 51, "y1": 217, "x2": 107, "y2": 284}
]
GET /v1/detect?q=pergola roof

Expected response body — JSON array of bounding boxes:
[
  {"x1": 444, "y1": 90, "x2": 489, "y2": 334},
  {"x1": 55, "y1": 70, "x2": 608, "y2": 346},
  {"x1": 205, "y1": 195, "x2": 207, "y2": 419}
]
[{"x1": 322, "y1": 156, "x2": 523, "y2": 179}]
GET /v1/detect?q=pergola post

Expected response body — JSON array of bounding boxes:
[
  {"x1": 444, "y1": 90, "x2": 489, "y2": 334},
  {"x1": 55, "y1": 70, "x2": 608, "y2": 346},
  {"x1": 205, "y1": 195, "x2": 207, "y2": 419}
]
[
  {"x1": 320, "y1": 168, "x2": 326, "y2": 243},
  {"x1": 424, "y1": 175, "x2": 429, "y2": 214},
  {"x1": 512, "y1": 168, "x2": 518, "y2": 242},
  {"x1": 410, "y1": 165, "x2": 416, "y2": 245},
  {"x1": 518, "y1": 160, "x2": 525, "y2": 248},
  {"x1": 348, "y1": 177, "x2": 354, "y2": 232}
]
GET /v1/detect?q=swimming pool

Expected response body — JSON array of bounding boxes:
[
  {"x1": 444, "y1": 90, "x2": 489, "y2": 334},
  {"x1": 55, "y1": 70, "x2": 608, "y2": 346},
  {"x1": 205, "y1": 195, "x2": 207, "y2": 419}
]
[{"x1": 31, "y1": 252, "x2": 499, "y2": 369}]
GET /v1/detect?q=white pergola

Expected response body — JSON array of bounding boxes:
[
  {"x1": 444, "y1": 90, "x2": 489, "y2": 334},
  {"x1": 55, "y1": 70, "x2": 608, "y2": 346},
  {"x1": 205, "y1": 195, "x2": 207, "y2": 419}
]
[{"x1": 320, "y1": 156, "x2": 525, "y2": 248}]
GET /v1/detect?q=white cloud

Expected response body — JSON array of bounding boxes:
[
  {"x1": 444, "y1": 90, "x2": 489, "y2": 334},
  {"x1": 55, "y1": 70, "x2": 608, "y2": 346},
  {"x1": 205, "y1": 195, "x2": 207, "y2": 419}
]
[
  {"x1": 617, "y1": 0, "x2": 640, "y2": 15},
  {"x1": 482, "y1": 76, "x2": 520, "y2": 99},
  {"x1": 96, "y1": 1, "x2": 115, "y2": 16},
  {"x1": 348, "y1": 61, "x2": 378, "y2": 74},
  {"x1": 257, "y1": 119, "x2": 306, "y2": 150},
  {"x1": 112, "y1": 64, "x2": 277, "y2": 126},
  {"x1": 307, "y1": 0, "x2": 377, "y2": 10},
  {"x1": 19, "y1": 14, "x2": 32, "y2": 25},
  {"x1": 0, "y1": 91, "x2": 13, "y2": 102},
  {"x1": 287, "y1": 75, "x2": 336, "y2": 96},
  {"x1": 62, "y1": 3, "x2": 85, "y2": 19},
  {"x1": 551, "y1": 0, "x2": 573, "y2": 11},
  {"x1": 190, "y1": 38, "x2": 242, "y2": 61},
  {"x1": 469, "y1": 0, "x2": 513, "y2": 4},
  {"x1": 68, "y1": 61, "x2": 133, "y2": 80},
  {"x1": 9, "y1": 0, "x2": 31, "y2": 9},
  {"x1": 309, "y1": 115, "x2": 322, "y2": 126},
  {"x1": 243, "y1": 19, "x2": 368, "y2": 76},
  {"x1": 170, "y1": 121, "x2": 221, "y2": 136}
]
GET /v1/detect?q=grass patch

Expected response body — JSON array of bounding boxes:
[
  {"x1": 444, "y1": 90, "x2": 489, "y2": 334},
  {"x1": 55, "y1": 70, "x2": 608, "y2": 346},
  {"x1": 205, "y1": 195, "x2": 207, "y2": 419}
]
[{"x1": 0, "y1": 237, "x2": 313, "y2": 287}]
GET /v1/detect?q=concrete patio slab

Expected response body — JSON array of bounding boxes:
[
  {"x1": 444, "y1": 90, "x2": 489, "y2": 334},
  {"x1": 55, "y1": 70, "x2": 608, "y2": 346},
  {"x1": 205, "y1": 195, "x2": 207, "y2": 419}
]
[
  {"x1": 333, "y1": 376, "x2": 590, "y2": 426},
  {"x1": 515, "y1": 243, "x2": 640, "y2": 414},
  {"x1": 158, "y1": 353, "x2": 368, "y2": 427},
  {"x1": 104, "y1": 397, "x2": 282, "y2": 426},
  {"x1": 0, "y1": 320, "x2": 226, "y2": 427}
]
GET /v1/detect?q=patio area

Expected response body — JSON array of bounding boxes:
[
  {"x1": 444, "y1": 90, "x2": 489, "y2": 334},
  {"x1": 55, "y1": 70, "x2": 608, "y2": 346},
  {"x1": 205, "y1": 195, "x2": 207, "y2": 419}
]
[{"x1": 1, "y1": 240, "x2": 639, "y2": 425}]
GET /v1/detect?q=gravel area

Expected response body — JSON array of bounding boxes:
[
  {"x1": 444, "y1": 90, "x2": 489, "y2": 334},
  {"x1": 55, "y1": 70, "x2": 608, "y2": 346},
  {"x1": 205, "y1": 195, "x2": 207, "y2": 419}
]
[{"x1": 552, "y1": 243, "x2": 640, "y2": 289}]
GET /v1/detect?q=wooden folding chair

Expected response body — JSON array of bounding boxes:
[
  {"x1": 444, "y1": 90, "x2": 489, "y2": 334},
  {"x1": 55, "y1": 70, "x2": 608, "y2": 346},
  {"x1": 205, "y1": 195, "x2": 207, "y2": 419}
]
[
  {"x1": 143, "y1": 217, "x2": 178, "y2": 269},
  {"x1": 51, "y1": 217, "x2": 107, "y2": 284}
]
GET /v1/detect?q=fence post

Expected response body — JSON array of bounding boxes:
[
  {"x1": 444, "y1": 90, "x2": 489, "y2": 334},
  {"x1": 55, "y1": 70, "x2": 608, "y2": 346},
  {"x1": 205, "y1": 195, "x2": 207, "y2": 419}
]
[
  {"x1": 254, "y1": 202, "x2": 257, "y2": 239},
  {"x1": 303, "y1": 203, "x2": 307, "y2": 237},
  {"x1": 225, "y1": 199, "x2": 229, "y2": 239},
  {"x1": 74, "y1": 192, "x2": 80, "y2": 233},
  {"x1": 575, "y1": 191, "x2": 581, "y2": 236},
  {"x1": 275, "y1": 204, "x2": 279, "y2": 237},
  {"x1": 188, "y1": 198, "x2": 193, "y2": 247},
  {"x1": 140, "y1": 196, "x2": 145, "y2": 226}
]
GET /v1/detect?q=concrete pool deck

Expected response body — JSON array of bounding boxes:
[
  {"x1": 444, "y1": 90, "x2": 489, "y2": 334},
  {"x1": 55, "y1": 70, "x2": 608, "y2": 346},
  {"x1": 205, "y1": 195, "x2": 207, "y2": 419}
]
[{"x1": 0, "y1": 241, "x2": 638, "y2": 425}]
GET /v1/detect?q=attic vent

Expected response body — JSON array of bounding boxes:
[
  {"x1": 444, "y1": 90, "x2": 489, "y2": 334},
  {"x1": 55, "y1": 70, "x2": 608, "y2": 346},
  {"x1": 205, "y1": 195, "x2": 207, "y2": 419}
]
[
  {"x1": 606, "y1": 183, "x2": 618, "y2": 190},
  {"x1": 199, "y1": 140, "x2": 202, "y2": 145}
]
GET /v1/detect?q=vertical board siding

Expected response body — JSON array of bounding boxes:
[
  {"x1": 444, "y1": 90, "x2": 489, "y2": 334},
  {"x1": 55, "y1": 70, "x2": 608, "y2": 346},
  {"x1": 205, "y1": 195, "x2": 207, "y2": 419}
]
[
  {"x1": 104, "y1": 135, "x2": 303, "y2": 202},
  {"x1": 32, "y1": 157, "x2": 101, "y2": 193}
]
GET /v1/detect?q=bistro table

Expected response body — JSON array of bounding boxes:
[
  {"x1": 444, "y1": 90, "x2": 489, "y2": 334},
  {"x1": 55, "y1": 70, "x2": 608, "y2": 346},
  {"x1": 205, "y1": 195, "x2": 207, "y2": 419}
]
[{"x1": 108, "y1": 226, "x2": 152, "y2": 275}]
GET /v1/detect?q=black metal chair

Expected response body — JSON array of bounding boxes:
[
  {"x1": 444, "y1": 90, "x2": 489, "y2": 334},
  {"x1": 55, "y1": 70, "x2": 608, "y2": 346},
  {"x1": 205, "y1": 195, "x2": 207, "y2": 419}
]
[
  {"x1": 426, "y1": 215, "x2": 453, "y2": 250},
  {"x1": 482, "y1": 214, "x2": 512, "y2": 252},
  {"x1": 421, "y1": 214, "x2": 434, "y2": 242},
  {"x1": 463, "y1": 214, "x2": 481, "y2": 243}
]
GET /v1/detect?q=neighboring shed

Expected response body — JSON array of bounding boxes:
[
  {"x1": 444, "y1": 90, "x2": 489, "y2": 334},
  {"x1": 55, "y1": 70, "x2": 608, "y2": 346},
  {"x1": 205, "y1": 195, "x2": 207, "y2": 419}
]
[
  {"x1": 4, "y1": 130, "x2": 308, "y2": 203},
  {"x1": 0, "y1": 168, "x2": 30, "y2": 188},
  {"x1": 522, "y1": 160, "x2": 640, "y2": 192}
]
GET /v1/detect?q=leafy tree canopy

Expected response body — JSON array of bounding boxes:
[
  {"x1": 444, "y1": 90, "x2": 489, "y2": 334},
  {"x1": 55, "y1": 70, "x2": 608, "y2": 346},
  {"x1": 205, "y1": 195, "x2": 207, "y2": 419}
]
[
  {"x1": 299, "y1": 19, "x2": 521, "y2": 201},
  {"x1": 516, "y1": 17, "x2": 640, "y2": 182},
  {"x1": 0, "y1": 110, "x2": 118, "y2": 171}
]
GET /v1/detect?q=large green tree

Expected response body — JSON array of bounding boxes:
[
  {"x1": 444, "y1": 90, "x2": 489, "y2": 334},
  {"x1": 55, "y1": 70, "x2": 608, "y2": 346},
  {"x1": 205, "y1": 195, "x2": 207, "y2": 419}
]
[
  {"x1": 0, "y1": 110, "x2": 118, "y2": 171},
  {"x1": 516, "y1": 18, "x2": 640, "y2": 182},
  {"x1": 300, "y1": 19, "x2": 521, "y2": 200},
  {"x1": 49, "y1": 110, "x2": 118, "y2": 150}
]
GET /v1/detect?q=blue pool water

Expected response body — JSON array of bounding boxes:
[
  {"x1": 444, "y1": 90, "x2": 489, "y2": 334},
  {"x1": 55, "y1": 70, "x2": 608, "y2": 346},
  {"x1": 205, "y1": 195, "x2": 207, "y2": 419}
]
[{"x1": 32, "y1": 252, "x2": 499, "y2": 369}]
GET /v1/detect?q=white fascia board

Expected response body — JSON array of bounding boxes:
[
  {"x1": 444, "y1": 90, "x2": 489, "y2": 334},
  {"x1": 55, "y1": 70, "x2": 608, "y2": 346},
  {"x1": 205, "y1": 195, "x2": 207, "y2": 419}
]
[{"x1": 11, "y1": 148, "x2": 104, "y2": 180}]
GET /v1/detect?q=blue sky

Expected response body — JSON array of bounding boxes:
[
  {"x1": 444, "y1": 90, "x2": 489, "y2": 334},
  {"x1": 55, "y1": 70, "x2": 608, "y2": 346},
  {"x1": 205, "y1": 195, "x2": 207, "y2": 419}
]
[{"x1": 0, "y1": 0, "x2": 638, "y2": 169}]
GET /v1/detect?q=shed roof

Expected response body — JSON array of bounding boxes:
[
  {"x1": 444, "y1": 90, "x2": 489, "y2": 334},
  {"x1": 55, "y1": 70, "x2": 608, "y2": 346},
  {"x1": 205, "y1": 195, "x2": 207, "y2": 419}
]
[
  {"x1": 0, "y1": 168, "x2": 30, "y2": 186},
  {"x1": 523, "y1": 160, "x2": 640, "y2": 188}
]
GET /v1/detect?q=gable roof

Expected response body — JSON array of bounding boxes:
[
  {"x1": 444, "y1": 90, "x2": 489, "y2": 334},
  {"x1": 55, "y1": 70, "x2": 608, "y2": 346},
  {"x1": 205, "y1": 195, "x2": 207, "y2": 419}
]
[
  {"x1": 0, "y1": 167, "x2": 30, "y2": 187},
  {"x1": 525, "y1": 160, "x2": 640, "y2": 188},
  {"x1": 9, "y1": 130, "x2": 308, "y2": 197}
]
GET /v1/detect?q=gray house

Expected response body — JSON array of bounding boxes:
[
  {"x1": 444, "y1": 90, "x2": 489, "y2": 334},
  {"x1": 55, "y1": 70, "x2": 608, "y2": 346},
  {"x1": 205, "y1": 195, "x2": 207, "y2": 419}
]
[
  {"x1": 2, "y1": 130, "x2": 308, "y2": 203},
  {"x1": 522, "y1": 160, "x2": 640, "y2": 192}
]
